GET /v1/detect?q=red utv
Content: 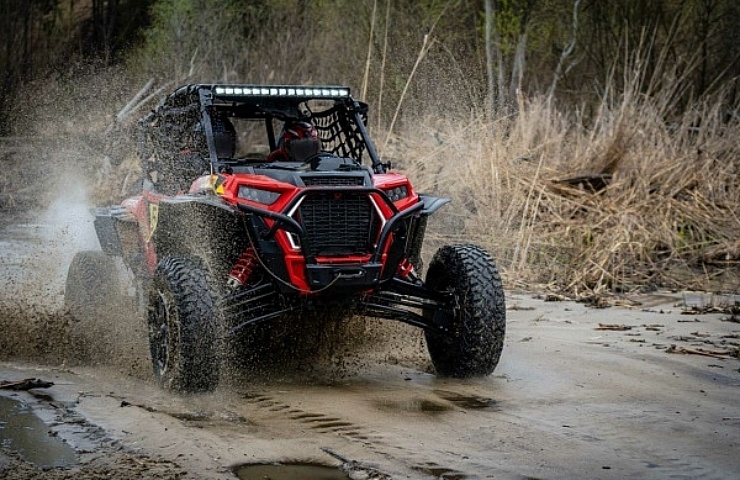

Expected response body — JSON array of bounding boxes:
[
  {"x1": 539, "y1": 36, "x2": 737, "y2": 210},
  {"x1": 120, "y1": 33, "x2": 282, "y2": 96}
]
[{"x1": 65, "y1": 84, "x2": 506, "y2": 392}]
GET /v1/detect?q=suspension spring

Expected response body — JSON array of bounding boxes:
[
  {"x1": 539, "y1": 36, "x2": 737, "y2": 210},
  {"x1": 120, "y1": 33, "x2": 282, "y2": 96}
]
[{"x1": 228, "y1": 248, "x2": 257, "y2": 288}]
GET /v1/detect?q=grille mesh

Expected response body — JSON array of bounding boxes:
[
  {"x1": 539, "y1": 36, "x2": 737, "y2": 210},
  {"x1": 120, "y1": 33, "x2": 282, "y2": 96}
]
[
  {"x1": 303, "y1": 176, "x2": 365, "y2": 187},
  {"x1": 299, "y1": 193, "x2": 374, "y2": 257}
]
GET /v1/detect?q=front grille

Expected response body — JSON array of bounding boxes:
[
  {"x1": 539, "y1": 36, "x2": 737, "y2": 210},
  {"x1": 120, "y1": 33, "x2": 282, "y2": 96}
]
[
  {"x1": 299, "y1": 193, "x2": 375, "y2": 257},
  {"x1": 302, "y1": 176, "x2": 365, "y2": 186}
]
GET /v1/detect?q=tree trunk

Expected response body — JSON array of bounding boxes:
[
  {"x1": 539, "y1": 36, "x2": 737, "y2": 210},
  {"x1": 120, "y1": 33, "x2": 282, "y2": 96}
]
[{"x1": 485, "y1": 0, "x2": 495, "y2": 118}]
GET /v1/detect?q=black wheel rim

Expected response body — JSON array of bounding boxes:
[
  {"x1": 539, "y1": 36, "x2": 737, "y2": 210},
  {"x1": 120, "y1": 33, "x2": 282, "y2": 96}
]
[{"x1": 150, "y1": 289, "x2": 180, "y2": 384}]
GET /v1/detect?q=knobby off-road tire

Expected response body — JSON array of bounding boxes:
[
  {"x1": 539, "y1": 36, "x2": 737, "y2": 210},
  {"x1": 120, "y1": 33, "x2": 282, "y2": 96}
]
[
  {"x1": 424, "y1": 244, "x2": 506, "y2": 378},
  {"x1": 65, "y1": 251, "x2": 121, "y2": 323},
  {"x1": 148, "y1": 257, "x2": 221, "y2": 393}
]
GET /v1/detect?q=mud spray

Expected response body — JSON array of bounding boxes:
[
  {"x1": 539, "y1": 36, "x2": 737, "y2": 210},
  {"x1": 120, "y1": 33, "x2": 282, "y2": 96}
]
[
  {"x1": 0, "y1": 170, "x2": 148, "y2": 375},
  {"x1": 0, "y1": 172, "x2": 430, "y2": 384},
  {"x1": 0, "y1": 76, "x2": 432, "y2": 386}
]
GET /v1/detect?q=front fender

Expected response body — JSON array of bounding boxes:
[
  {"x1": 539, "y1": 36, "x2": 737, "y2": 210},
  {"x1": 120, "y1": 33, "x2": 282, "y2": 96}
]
[
  {"x1": 419, "y1": 193, "x2": 451, "y2": 216},
  {"x1": 153, "y1": 196, "x2": 247, "y2": 273}
]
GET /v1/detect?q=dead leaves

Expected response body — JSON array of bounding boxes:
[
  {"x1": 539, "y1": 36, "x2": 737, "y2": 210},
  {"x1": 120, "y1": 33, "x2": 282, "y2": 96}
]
[
  {"x1": 682, "y1": 304, "x2": 739, "y2": 315},
  {"x1": 592, "y1": 321, "x2": 740, "y2": 361}
]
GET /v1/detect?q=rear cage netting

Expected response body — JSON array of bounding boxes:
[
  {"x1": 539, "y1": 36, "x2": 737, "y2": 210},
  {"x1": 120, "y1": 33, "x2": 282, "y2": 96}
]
[
  {"x1": 138, "y1": 90, "x2": 207, "y2": 183},
  {"x1": 311, "y1": 102, "x2": 369, "y2": 163}
]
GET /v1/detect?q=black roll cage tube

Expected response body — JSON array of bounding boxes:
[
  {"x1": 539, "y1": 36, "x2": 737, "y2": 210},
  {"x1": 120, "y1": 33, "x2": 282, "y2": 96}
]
[{"x1": 343, "y1": 98, "x2": 386, "y2": 174}]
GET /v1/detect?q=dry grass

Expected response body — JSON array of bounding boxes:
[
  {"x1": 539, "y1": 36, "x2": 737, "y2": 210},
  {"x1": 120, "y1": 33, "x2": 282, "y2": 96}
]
[{"x1": 396, "y1": 80, "x2": 739, "y2": 295}]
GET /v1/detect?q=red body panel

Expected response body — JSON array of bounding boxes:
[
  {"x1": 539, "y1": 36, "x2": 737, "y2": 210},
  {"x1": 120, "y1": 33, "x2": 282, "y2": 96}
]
[{"x1": 128, "y1": 170, "x2": 418, "y2": 290}]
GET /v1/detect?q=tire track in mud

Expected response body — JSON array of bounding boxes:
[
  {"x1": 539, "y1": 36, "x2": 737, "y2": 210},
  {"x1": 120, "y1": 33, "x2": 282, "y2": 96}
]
[
  {"x1": 240, "y1": 391, "x2": 490, "y2": 480},
  {"x1": 239, "y1": 387, "x2": 735, "y2": 480},
  {"x1": 243, "y1": 393, "x2": 385, "y2": 445}
]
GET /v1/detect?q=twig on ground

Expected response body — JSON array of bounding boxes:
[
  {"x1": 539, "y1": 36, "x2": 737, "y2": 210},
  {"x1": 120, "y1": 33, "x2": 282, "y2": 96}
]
[
  {"x1": 596, "y1": 323, "x2": 633, "y2": 331},
  {"x1": 664, "y1": 344, "x2": 735, "y2": 359},
  {"x1": 0, "y1": 378, "x2": 54, "y2": 390}
]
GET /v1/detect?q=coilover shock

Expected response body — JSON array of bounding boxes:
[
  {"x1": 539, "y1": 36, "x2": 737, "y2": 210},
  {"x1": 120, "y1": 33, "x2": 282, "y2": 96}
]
[{"x1": 227, "y1": 248, "x2": 257, "y2": 288}]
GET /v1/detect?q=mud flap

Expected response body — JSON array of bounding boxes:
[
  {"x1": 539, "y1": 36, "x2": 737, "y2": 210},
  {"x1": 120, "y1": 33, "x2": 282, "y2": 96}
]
[{"x1": 94, "y1": 207, "x2": 127, "y2": 256}]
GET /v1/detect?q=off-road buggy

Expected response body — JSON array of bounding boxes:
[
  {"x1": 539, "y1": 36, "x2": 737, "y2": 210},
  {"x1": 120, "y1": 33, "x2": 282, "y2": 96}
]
[{"x1": 65, "y1": 84, "x2": 506, "y2": 392}]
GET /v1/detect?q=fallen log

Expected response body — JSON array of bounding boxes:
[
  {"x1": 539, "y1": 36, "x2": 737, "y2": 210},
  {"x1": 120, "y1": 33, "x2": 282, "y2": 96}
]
[{"x1": 550, "y1": 173, "x2": 613, "y2": 195}]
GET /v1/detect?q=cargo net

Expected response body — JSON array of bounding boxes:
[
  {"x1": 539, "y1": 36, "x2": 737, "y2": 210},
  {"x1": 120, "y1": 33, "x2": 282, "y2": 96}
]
[
  {"x1": 312, "y1": 103, "x2": 368, "y2": 163},
  {"x1": 138, "y1": 89, "x2": 209, "y2": 194}
]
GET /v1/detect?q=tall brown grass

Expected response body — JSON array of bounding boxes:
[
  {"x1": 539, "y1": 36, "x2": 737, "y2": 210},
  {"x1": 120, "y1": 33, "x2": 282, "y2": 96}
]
[{"x1": 397, "y1": 52, "x2": 739, "y2": 295}]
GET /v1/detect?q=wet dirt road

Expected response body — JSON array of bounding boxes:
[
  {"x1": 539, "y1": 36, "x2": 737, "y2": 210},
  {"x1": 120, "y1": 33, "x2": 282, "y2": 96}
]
[{"x1": 1, "y1": 215, "x2": 739, "y2": 479}]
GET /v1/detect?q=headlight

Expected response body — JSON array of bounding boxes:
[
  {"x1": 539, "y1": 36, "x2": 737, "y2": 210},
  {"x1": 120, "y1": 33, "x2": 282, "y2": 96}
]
[
  {"x1": 238, "y1": 186, "x2": 281, "y2": 205},
  {"x1": 384, "y1": 186, "x2": 409, "y2": 202}
]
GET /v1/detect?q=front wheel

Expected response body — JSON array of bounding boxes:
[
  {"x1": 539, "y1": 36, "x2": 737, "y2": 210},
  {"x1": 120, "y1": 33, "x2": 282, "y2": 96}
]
[
  {"x1": 424, "y1": 245, "x2": 506, "y2": 378},
  {"x1": 148, "y1": 257, "x2": 221, "y2": 392}
]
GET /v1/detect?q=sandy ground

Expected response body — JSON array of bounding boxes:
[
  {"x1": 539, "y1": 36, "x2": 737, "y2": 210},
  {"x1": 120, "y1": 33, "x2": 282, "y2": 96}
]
[
  {"x1": 1, "y1": 216, "x2": 739, "y2": 479},
  {"x1": 1, "y1": 292, "x2": 738, "y2": 479}
]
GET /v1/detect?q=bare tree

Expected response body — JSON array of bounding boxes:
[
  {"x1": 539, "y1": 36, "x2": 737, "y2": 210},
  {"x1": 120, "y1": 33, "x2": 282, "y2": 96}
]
[
  {"x1": 485, "y1": 0, "x2": 495, "y2": 117},
  {"x1": 547, "y1": 0, "x2": 582, "y2": 104}
]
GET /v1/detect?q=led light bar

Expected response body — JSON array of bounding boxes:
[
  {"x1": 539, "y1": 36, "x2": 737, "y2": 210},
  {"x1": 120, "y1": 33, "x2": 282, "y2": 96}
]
[{"x1": 213, "y1": 85, "x2": 350, "y2": 98}]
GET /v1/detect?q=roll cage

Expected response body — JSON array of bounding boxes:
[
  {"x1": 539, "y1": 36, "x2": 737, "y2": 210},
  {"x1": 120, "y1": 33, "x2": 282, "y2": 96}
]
[{"x1": 138, "y1": 84, "x2": 389, "y2": 183}]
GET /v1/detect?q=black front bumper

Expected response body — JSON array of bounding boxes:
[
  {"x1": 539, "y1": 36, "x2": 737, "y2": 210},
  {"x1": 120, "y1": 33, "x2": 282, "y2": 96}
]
[{"x1": 305, "y1": 263, "x2": 383, "y2": 289}]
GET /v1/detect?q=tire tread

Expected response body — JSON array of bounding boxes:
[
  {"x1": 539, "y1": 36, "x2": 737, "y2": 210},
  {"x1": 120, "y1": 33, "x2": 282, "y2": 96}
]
[{"x1": 424, "y1": 244, "x2": 506, "y2": 378}]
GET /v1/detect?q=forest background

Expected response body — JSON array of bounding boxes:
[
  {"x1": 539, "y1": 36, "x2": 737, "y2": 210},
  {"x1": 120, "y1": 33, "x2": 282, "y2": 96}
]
[{"x1": 0, "y1": 0, "x2": 738, "y2": 296}]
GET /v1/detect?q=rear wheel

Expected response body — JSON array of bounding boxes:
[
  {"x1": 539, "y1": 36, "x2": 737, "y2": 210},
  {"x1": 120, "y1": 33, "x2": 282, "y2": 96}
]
[
  {"x1": 65, "y1": 251, "x2": 121, "y2": 322},
  {"x1": 148, "y1": 257, "x2": 221, "y2": 392},
  {"x1": 424, "y1": 244, "x2": 506, "y2": 378},
  {"x1": 65, "y1": 251, "x2": 125, "y2": 360}
]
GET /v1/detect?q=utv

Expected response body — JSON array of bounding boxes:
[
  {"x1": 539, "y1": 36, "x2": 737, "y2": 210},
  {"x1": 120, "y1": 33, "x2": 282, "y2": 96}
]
[{"x1": 65, "y1": 84, "x2": 506, "y2": 392}]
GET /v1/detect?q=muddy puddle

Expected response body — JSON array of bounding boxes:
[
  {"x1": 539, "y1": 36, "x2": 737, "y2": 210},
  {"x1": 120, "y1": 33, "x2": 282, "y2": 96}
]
[
  {"x1": 233, "y1": 463, "x2": 350, "y2": 480},
  {"x1": 0, "y1": 395, "x2": 77, "y2": 468}
]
